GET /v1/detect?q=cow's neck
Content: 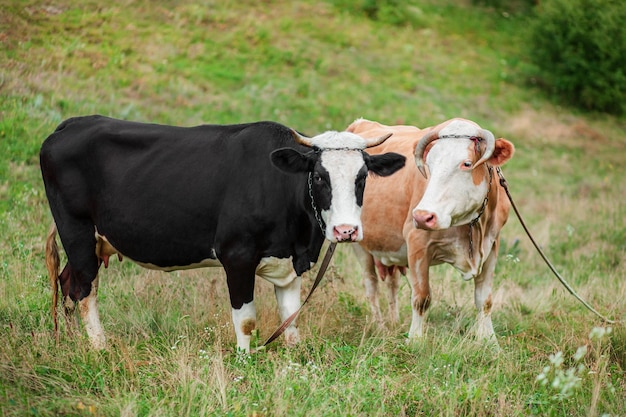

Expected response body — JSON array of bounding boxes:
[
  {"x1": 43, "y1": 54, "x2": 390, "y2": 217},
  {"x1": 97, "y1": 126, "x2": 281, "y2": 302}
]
[
  {"x1": 288, "y1": 178, "x2": 327, "y2": 276},
  {"x1": 466, "y1": 166, "x2": 501, "y2": 276},
  {"x1": 467, "y1": 165, "x2": 493, "y2": 259}
]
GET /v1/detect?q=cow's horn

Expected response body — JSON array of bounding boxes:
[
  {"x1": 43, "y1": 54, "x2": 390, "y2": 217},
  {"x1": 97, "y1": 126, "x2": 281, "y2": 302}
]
[
  {"x1": 363, "y1": 132, "x2": 393, "y2": 148},
  {"x1": 472, "y1": 129, "x2": 496, "y2": 169},
  {"x1": 414, "y1": 130, "x2": 439, "y2": 178},
  {"x1": 290, "y1": 129, "x2": 314, "y2": 147}
]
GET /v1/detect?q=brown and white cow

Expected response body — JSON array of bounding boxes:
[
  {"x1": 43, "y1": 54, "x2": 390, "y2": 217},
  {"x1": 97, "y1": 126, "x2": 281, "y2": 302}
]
[{"x1": 347, "y1": 118, "x2": 514, "y2": 344}]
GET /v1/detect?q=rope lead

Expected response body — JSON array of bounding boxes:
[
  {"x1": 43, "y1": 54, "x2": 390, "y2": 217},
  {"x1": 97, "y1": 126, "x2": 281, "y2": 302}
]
[{"x1": 496, "y1": 167, "x2": 616, "y2": 324}]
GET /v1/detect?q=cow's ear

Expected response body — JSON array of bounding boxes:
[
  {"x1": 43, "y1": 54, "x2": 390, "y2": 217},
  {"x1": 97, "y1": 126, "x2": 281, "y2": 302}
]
[
  {"x1": 489, "y1": 138, "x2": 515, "y2": 167},
  {"x1": 365, "y1": 152, "x2": 406, "y2": 177},
  {"x1": 270, "y1": 148, "x2": 316, "y2": 174}
]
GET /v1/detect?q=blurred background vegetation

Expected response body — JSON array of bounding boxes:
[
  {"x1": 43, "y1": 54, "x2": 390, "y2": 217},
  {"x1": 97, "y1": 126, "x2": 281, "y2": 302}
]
[{"x1": 336, "y1": 0, "x2": 626, "y2": 114}]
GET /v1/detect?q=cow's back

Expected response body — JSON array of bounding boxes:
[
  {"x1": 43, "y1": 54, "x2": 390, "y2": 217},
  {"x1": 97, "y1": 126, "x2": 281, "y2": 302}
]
[{"x1": 347, "y1": 119, "x2": 428, "y2": 253}]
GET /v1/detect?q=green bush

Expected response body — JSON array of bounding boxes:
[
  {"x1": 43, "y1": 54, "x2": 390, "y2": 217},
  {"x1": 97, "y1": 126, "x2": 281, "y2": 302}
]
[{"x1": 527, "y1": 0, "x2": 626, "y2": 114}]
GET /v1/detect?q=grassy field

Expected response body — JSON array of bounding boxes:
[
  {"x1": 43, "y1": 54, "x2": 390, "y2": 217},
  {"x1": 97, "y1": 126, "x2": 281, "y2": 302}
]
[{"x1": 1, "y1": 0, "x2": 625, "y2": 415}]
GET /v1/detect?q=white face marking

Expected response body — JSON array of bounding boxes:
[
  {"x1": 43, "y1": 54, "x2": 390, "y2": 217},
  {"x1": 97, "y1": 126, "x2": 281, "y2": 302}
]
[
  {"x1": 319, "y1": 150, "x2": 366, "y2": 241},
  {"x1": 309, "y1": 130, "x2": 368, "y2": 149},
  {"x1": 413, "y1": 121, "x2": 489, "y2": 229},
  {"x1": 439, "y1": 119, "x2": 481, "y2": 138}
]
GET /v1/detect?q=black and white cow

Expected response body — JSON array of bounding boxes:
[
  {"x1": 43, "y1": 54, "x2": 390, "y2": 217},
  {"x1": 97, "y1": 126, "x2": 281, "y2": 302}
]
[{"x1": 40, "y1": 115, "x2": 405, "y2": 351}]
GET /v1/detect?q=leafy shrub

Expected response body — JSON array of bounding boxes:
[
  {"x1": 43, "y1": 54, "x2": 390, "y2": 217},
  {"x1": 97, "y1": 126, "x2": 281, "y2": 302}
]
[{"x1": 526, "y1": 0, "x2": 626, "y2": 114}]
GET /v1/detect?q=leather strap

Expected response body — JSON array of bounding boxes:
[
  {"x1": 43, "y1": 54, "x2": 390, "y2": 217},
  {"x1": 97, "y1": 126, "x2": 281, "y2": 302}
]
[
  {"x1": 254, "y1": 242, "x2": 337, "y2": 351},
  {"x1": 496, "y1": 167, "x2": 615, "y2": 324}
]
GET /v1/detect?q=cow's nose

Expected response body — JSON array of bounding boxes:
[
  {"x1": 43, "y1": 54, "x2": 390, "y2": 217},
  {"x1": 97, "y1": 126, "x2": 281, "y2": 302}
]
[
  {"x1": 333, "y1": 225, "x2": 359, "y2": 242},
  {"x1": 413, "y1": 210, "x2": 437, "y2": 230}
]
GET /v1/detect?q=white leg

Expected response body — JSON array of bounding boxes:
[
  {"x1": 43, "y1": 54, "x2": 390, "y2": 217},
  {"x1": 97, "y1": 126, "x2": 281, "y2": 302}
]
[
  {"x1": 231, "y1": 302, "x2": 256, "y2": 352},
  {"x1": 352, "y1": 245, "x2": 383, "y2": 324},
  {"x1": 364, "y1": 271, "x2": 383, "y2": 324},
  {"x1": 78, "y1": 278, "x2": 106, "y2": 349},
  {"x1": 408, "y1": 308, "x2": 425, "y2": 339},
  {"x1": 407, "y1": 258, "x2": 429, "y2": 341},
  {"x1": 474, "y1": 282, "x2": 497, "y2": 343},
  {"x1": 474, "y1": 248, "x2": 499, "y2": 347},
  {"x1": 386, "y1": 268, "x2": 401, "y2": 324},
  {"x1": 475, "y1": 307, "x2": 496, "y2": 340},
  {"x1": 274, "y1": 274, "x2": 301, "y2": 346}
]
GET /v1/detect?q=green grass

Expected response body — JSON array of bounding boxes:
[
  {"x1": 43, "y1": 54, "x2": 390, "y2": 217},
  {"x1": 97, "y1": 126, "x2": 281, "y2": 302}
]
[{"x1": 1, "y1": 0, "x2": 625, "y2": 415}]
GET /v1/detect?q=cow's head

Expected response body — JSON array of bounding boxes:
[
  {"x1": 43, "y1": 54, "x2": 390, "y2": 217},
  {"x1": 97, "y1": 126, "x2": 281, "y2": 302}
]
[
  {"x1": 271, "y1": 129, "x2": 405, "y2": 242},
  {"x1": 411, "y1": 119, "x2": 514, "y2": 230}
]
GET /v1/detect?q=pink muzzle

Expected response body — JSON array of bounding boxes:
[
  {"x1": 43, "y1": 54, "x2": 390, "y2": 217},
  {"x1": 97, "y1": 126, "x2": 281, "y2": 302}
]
[
  {"x1": 333, "y1": 224, "x2": 359, "y2": 242},
  {"x1": 412, "y1": 210, "x2": 438, "y2": 230}
]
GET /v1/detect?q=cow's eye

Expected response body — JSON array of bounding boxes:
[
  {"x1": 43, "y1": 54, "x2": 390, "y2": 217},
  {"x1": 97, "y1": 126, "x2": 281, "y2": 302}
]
[
  {"x1": 313, "y1": 173, "x2": 323, "y2": 184},
  {"x1": 461, "y1": 160, "x2": 473, "y2": 169}
]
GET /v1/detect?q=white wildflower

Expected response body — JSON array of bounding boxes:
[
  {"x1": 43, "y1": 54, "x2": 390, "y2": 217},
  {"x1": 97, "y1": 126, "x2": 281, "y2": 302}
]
[
  {"x1": 573, "y1": 345, "x2": 587, "y2": 362},
  {"x1": 549, "y1": 351, "x2": 564, "y2": 367},
  {"x1": 589, "y1": 326, "x2": 612, "y2": 341}
]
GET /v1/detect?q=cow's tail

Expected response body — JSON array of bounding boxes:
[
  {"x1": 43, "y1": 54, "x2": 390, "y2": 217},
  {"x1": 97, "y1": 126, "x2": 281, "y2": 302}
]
[{"x1": 45, "y1": 223, "x2": 60, "y2": 342}]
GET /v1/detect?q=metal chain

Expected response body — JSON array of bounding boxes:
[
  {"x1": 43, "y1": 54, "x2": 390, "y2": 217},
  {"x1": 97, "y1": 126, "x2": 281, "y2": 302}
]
[
  {"x1": 308, "y1": 172, "x2": 325, "y2": 233},
  {"x1": 439, "y1": 134, "x2": 479, "y2": 140},
  {"x1": 467, "y1": 165, "x2": 493, "y2": 259}
]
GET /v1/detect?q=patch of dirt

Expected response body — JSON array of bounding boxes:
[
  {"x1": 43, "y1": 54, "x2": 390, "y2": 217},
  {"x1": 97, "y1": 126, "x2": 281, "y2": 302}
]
[
  {"x1": 502, "y1": 107, "x2": 606, "y2": 147},
  {"x1": 1, "y1": 4, "x2": 65, "y2": 48}
]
